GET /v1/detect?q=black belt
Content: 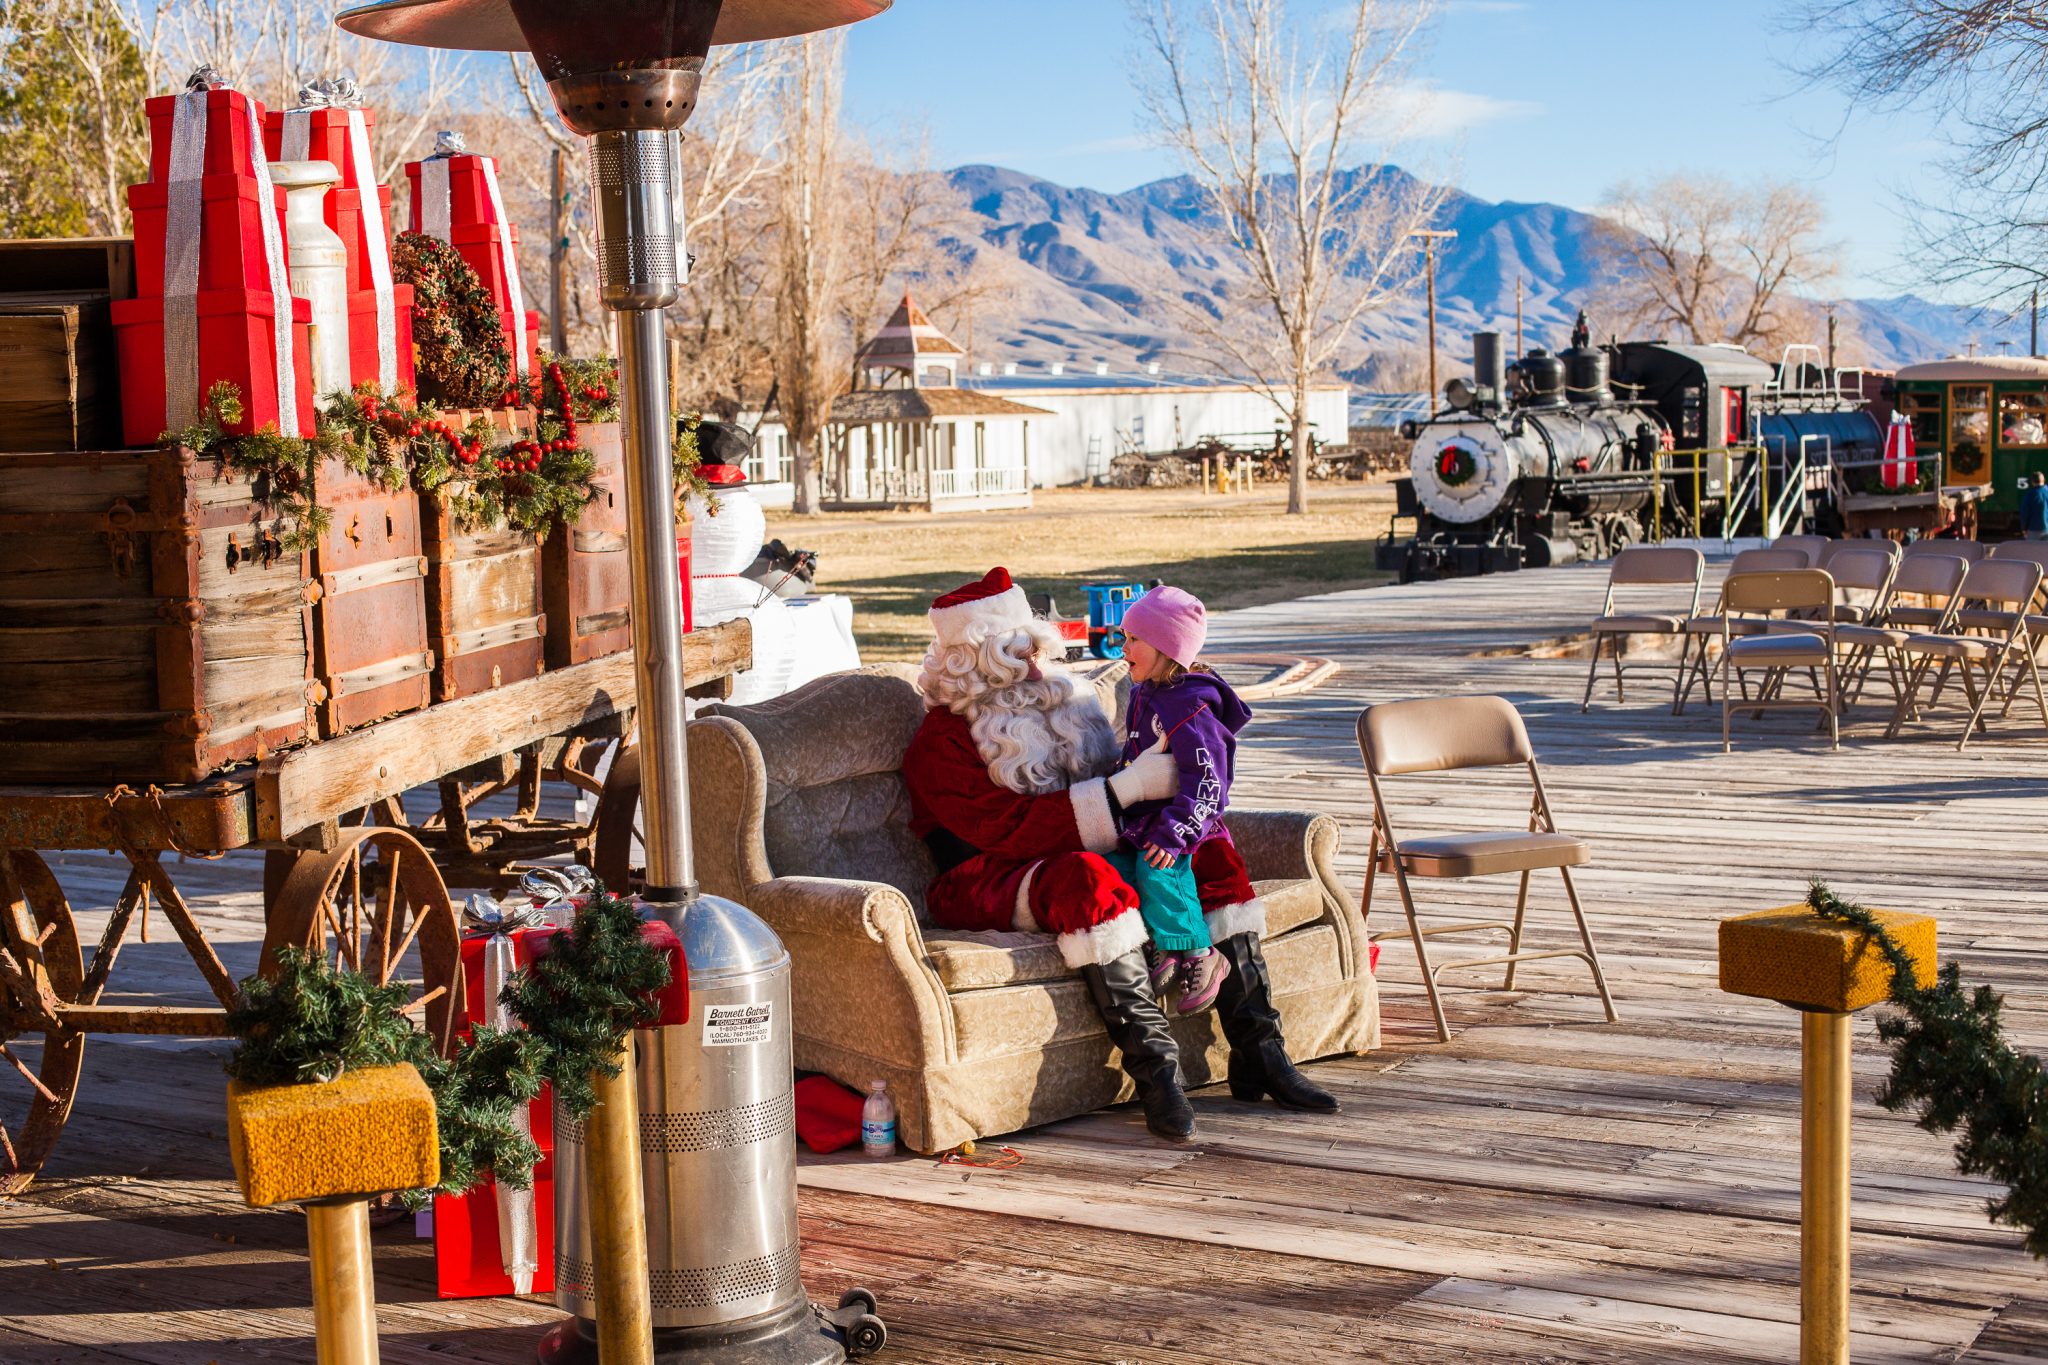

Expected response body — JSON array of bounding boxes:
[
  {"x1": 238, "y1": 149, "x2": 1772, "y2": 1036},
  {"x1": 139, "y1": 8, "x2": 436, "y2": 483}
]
[{"x1": 922, "y1": 828, "x2": 979, "y2": 875}]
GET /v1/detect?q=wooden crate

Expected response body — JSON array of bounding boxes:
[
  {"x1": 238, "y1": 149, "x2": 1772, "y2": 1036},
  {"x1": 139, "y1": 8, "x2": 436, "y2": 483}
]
[
  {"x1": 542, "y1": 420, "x2": 633, "y2": 668},
  {"x1": 311, "y1": 456, "x2": 433, "y2": 736},
  {"x1": 0, "y1": 295, "x2": 119, "y2": 452},
  {"x1": 423, "y1": 497, "x2": 546, "y2": 701},
  {"x1": 0, "y1": 447, "x2": 317, "y2": 783},
  {"x1": 0, "y1": 237, "x2": 135, "y2": 299}
]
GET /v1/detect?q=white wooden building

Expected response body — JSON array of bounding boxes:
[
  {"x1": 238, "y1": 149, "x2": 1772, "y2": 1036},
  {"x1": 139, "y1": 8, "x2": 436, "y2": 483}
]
[{"x1": 958, "y1": 367, "x2": 1352, "y2": 488}]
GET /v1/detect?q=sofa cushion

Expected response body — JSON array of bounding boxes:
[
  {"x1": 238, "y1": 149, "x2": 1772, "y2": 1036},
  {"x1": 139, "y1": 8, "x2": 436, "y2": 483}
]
[{"x1": 924, "y1": 875, "x2": 1329, "y2": 993}]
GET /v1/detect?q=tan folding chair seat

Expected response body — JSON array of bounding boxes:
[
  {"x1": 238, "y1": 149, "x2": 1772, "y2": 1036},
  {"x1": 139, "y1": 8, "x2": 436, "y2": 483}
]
[
  {"x1": 1718, "y1": 568, "x2": 1841, "y2": 751},
  {"x1": 1582, "y1": 546, "x2": 1704, "y2": 712},
  {"x1": 1396, "y1": 830, "x2": 1591, "y2": 877},
  {"x1": 1357, "y1": 695, "x2": 1618, "y2": 1043}
]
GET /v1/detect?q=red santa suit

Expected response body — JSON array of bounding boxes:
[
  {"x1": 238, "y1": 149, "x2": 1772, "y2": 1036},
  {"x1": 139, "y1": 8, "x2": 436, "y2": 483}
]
[{"x1": 902, "y1": 569, "x2": 1266, "y2": 969}]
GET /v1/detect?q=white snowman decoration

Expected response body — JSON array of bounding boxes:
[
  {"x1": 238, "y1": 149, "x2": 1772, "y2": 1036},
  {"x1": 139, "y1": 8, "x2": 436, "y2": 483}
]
[{"x1": 686, "y1": 423, "x2": 795, "y2": 705}]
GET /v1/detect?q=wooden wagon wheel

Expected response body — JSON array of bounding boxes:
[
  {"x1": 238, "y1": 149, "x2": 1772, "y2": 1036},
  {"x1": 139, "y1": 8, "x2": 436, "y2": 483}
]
[
  {"x1": 592, "y1": 745, "x2": 645, "y2": 896},
  {"x1": 0, "y1": 851, "x2": 85, "y2": 1195},
  {"x1": 262, "y1": 828, "x2": 466, "y2": 1056}
]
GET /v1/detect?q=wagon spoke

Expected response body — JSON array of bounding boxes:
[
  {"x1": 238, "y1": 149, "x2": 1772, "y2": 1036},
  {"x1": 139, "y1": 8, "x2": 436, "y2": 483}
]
[
  {"x1": 0, "y1": 1043, "x2": 60, "y2": 1105},
  {"x1": 398, "y1": 984, "x2": 448, "y2": 1016},
  {"x1": 0, "y1": 1119, "x2": 16, "y2": 1169},
  {"x1": 348, "y1": 848, "x2": 364, "y2": 967},
  {"x1": 387, "y1": 900, "x2": 427, "y2": 983}
]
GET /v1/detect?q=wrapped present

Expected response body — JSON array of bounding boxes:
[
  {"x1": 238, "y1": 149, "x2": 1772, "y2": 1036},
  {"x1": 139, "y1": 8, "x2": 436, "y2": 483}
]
[
  {"x1": 110, "y1": 290, "x2": 314, "y2": 445},
  {"x1": 266, "y1": 79, "x2": 405, "y2": 396},
  {"x1": 500, "y1": 308, "x2": 541, "y2": 395},
  {"x1": 125, "y1": 68, "x2": 309, "y2": 440},
  {"x1": 128, "y1": 175, "x2": 289, "y2": 297},
  {"x1": 433, "y1": 1149, "x2": 558, "y2": 1299},
  {"x1": 348, "y1": 284, "x2": 416, "y2": 394},
  {"x1": 145, "y1": 81, "x2": 264, "y2": 183},
  {"x1": 404, "y1": 134, "x2": 504, "y2": 235},
  {"x1": 262, "y1": 79, "x2": 378, "y2": 192},
  {"x1": 407, "y1": 133, "x2": 531, "y2": 381},
  {"x1": 453, "y1": 223, "x2": 520, "y2": 309}
]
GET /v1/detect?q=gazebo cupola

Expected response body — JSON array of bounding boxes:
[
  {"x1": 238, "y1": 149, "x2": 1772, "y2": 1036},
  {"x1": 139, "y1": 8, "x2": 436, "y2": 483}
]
[{"x1": 854, "y1": 292, "x2": 965, "y2": 390}]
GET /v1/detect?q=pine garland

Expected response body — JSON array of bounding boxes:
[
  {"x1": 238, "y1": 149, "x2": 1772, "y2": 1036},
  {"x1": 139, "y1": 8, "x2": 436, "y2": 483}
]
[
  {"x1": 1806, "y1": 879, "x2": 2048, "y2": 1256},
  {"x1": 504, "y1": 889, "x2": 670, "y2": 1116},
  {"x1": 164, "y1": 382, "x2": 351, "y2": 551},
  {"x1": 544, "y1": 352, "x2": 621, "y2": 424},
  {"x1": 675, "y1": 411, "x2": 712, "y2": 505},
  {"x1": 223, "y1": 886, "x2": 668, "y2": 1202}
]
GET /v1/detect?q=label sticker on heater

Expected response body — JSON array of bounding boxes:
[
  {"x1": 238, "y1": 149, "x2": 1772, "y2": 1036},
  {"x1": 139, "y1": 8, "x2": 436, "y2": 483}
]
[{"x1": 703, "y1": 1003, "x2": 774, "y2": 1047}]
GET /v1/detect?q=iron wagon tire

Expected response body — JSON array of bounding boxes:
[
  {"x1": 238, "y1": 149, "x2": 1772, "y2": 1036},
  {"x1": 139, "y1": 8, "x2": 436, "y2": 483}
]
[{"x1": 0, "y1": 852, "x2": 85, "y2": 1195}]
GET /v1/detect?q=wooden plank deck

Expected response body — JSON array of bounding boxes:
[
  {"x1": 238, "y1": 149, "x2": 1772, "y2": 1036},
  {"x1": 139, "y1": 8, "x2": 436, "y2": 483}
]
[{"x1": 8, "y1": 561, "x2": 2048, "y2": 1362}]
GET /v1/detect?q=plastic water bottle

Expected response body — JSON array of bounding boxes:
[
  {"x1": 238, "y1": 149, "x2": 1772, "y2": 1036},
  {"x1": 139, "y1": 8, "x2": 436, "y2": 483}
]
[{"x1": 860, "y1": 1079, "x2": 897, "y2": 1158}]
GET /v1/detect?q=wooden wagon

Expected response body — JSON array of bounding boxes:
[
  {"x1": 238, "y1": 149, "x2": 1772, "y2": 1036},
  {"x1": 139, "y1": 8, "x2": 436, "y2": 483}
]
[{"x1": 0, "y1": 613, "x2": 750, "y2": 1193}]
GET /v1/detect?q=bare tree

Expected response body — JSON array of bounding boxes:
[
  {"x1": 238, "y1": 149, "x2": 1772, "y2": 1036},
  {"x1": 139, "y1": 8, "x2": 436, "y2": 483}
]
[
  {"x1": 1795, "y1": 0, "x2": 2048, "y2": 309},
  {"x1": 837, "y1": 137, "x2": 1005, "y2": 355},
  {"x1": 1131, "y1": 0, "x2": 1444, "y2": 513},
  {"x1": 771, "y1": 33, "x2": 850, "y2": 516},
  {"x1": 1590, "y1": 176, "x2": 1837, "y2": 355}
]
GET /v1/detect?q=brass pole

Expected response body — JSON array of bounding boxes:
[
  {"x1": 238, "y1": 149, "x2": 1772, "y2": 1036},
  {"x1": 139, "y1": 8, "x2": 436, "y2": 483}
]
[
  {"x1": 584, "y1": 1043, "x2": 653, "y2": 1365},
  {"x1": 1801, "y1": 1009, "x2": 1852, "y2": 1365},
  {"x1": 305, "y1": 1200, "x2": 380, "y2": 1365}
]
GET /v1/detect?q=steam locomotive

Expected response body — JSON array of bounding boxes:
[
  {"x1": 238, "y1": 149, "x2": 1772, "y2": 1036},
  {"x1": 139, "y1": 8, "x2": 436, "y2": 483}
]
[{"x1": 1377, "y1": 327, "x2": 1883, "y2": 580}]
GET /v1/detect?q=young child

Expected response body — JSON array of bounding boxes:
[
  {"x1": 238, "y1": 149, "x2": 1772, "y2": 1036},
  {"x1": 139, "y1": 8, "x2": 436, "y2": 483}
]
[{"x1": 1108, "y1": 585, "x2": 1253, "y2": 1013}]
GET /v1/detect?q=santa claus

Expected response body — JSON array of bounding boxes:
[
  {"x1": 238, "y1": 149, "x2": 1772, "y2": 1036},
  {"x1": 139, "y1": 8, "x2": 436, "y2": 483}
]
[{"x1": 902, "y1": 568, "x2": 1336, "y2": 1142}]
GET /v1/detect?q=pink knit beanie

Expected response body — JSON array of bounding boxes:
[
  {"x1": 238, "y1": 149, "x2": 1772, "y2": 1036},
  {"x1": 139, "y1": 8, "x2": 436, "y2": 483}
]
[{"x1": 1121, "y1": 585, "x2": 1206, "y2": 667}]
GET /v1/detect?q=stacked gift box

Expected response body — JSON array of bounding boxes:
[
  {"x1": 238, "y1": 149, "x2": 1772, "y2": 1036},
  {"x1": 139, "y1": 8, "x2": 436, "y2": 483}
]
[
  {"x1": 113, "y1": 80, "x2": 315, "y2": 446},
  {"x1": 262, "y1": 90, "x2": 417, "y2": 398},
  {"x1": 405, "y1": 145, "x2": 542, "y2": 386}
]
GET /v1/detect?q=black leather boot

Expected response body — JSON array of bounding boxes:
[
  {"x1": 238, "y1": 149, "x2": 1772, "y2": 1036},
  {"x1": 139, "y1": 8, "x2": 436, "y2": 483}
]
[
  {"x1": 1082, "y1": 948, "x2": 1196, "y2": 1141},
  {"x1": 1213, "y1": 933, "x2": 1339, "y2": 1113}
]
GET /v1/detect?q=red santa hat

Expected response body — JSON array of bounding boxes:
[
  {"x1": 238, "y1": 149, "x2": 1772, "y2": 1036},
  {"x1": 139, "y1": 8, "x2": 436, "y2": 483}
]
[{"x1": 930, "y1": 566, "x2": 1033, "y2": 647}]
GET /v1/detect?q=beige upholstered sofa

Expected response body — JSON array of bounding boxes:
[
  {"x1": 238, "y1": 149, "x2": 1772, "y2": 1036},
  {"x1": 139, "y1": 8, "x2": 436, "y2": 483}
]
[{"x1": 687, "y1": 665, "x2": 1379, "y2": 1154}]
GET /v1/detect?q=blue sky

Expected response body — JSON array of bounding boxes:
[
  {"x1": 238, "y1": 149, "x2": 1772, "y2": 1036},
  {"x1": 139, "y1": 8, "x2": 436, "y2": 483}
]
[{"x1": 842, "y1": 0, "x2": 1953, "y2": 299}]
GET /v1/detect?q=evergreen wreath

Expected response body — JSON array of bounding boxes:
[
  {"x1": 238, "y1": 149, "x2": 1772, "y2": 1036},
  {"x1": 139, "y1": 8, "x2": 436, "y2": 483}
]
[
  {"x1": 223, "y1": 887, "x2": 668, "y2": 1202},
  {"x1": 165, "y1": 382, "x2": 352, "y2": 551},
  {"x1": 394, "y1": 231, "x2": 513, "y2": 410},
  {"x1": 1807, "y1": 878, "x2": 2048, "y2": 1257}
]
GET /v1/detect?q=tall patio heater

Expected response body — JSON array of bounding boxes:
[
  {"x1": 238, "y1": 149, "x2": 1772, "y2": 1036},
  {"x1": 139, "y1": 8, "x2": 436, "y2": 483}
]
[{"x1": 335, "y1": 2, "x2": 891, "y2": 1362}]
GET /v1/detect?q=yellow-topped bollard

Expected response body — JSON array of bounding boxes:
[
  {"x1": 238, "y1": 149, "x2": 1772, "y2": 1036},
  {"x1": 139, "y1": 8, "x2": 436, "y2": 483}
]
[
  {"x1": 227, "y1": 1063, "x2": 439, "y2": 1365},
  {"x1": 1719, "y1": 904, "x2": 1936, "y2": 1365}
]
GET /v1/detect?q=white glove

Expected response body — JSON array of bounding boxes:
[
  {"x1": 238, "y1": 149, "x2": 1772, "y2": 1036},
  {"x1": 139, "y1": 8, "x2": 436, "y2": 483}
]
[{"x1": 1108, "y1": 736, "x2": 1179, "y2": 806}]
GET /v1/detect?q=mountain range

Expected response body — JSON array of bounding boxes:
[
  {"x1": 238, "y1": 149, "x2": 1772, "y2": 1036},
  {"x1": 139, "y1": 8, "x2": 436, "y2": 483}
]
[{"x1": 938, "y1": 163, "x2": 2008, "y2": 379}]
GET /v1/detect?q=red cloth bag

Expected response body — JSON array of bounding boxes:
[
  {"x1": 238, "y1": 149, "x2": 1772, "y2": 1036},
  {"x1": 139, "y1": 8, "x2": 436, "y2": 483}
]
[{"x1": 794, "y1": 1076, "x2": 867, "y2": 1154}]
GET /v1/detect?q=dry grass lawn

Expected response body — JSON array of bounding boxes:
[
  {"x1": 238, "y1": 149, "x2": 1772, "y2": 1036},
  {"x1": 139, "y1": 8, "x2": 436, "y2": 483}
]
[{"x1": 766, "y1": 482, "x2": 1398, "y2": 660}]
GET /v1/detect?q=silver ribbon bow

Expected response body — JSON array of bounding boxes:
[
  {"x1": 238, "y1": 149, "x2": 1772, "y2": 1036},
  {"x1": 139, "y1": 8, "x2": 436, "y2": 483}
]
[
  {"x1": 294, "y1": 75, "x2": 362, "y2": 110},
  {"x1": 518, "y1": 865, "x2": 597, "y2": 913},
  {"x1": 461, "y1": 891, "x2": 544, "y2": 1293},
  {"x1": 185, "y1": 65, "x2": 224, "y2": 92},
  {"x1": 430, "y1": 129, "x2": 468, "y2": 158}
]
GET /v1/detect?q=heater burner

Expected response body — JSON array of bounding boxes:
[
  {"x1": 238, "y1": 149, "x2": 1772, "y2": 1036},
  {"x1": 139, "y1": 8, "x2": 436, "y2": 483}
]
[{"x1": 336, "y1": 0, "x2": 891, "y2": 56}]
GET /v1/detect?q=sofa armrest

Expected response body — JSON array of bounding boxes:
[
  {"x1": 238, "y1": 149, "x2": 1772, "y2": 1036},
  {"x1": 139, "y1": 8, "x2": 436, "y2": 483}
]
[
  {"x1": 746, "y1": 875, "x2": 959, "y2": 1066},
  {"x1": 1222, "y1": 808, "x2": 1370, "y2": 978}
]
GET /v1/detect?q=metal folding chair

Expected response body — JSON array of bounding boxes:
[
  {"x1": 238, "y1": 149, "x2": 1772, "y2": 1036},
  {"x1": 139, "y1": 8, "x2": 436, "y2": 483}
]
[
  {"x1": 1885, "y1": 558, "x2": 2048, "y2": 749},
  {"x1": 1770, "y1": 534, "x2": 1830, "y2": 566},
  {"x1": 1719, "y1": 569, "x2": 1840, "y2": 752},
  {"x1": 1674, "y1": 548, "x2": 1809, "y2": 714},
  {"x1": 1580, "y1": 547, "x2": 1704, "y2": 712},
  {"x1": 1357, "y1": 695, "x2": 1619, "y2": 1043},
  {"x1": 1834, "y1": 552, "x2": 1967, "y2": 707},
  {"x1": 1904, "y1": 537, "x2": 1987, "y2": 564}
]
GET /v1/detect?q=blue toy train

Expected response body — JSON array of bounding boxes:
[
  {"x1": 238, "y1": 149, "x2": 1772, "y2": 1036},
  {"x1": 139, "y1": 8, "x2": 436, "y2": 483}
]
[{"x1": 1028, "y1": 581, "x2": 1151, "y2": 661}]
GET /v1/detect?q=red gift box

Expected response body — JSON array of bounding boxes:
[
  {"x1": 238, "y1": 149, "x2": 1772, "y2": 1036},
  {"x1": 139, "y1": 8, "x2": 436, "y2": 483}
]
[
  {"x1": 435, "y1": 925, "x2": 555, "y2": 1300},
  {"x1": 348, "y1": 284, "x2": 417, "y2": 395},
  {"x1": 262, "y1": 106, "x2": 379, "y2": 192},
  {"x1": 331, "y1": 186, "x2": 395, "y2": 295},
  {"x1": 495, "y1": 308, "x2": 542, "y2": 388},
  {"x1": 111, "y1": 289, "x2": 314, "y2": 445},
  {"x1": 453, "y1": 223, "x2": 521, "y2": 311},
  {"x1": 146, "y1": 87, "x2": 266, "y2": 183},
  {"x1": 128, "y1": 175, "x2": 289, "y2": 297},
  {"x1": 405, "y1": 154, "x2": 503, "y2": 232},
  {"x1": 433, "y1": 1150, "x2": 558, "y2": 1299}
]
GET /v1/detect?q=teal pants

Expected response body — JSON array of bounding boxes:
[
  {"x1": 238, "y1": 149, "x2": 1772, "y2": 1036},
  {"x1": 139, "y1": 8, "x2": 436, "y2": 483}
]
[{"x1": 1104, "y1": 847, "x2": 1212, "y2": 953}]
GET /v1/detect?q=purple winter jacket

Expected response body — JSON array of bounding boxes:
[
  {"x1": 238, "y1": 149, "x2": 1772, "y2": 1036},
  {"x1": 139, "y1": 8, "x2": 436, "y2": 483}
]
[{"x1": 1117, "y1": 670, "x2": 1254, "y2": 855}]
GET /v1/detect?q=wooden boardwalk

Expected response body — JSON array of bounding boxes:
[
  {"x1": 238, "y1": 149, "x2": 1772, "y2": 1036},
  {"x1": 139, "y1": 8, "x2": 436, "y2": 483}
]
[{"x1": 9, "y1": 561, "x2": 2048, "y2": 1362}]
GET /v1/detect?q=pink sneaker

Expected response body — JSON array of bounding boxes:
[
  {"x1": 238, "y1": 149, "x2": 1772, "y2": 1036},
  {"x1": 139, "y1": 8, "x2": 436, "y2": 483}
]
[
  {"x1": 1175, "y1": 948, "x2": 1231, "y2": 1014},
  {"x1": 1148, "y1": 950, "x2": 1182, "y2": 995}
]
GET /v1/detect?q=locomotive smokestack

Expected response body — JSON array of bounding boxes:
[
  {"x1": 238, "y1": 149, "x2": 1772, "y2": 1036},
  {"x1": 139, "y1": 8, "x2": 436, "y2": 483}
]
[{"x1": 1473, "y1": 331, "x2": 1505, "y2": 411}]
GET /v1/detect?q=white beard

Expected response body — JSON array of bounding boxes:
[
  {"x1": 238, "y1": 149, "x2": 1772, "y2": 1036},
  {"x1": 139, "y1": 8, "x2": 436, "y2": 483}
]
[{"x1": 969, "y1": 676, "x2": 1120, "y2": 795}]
